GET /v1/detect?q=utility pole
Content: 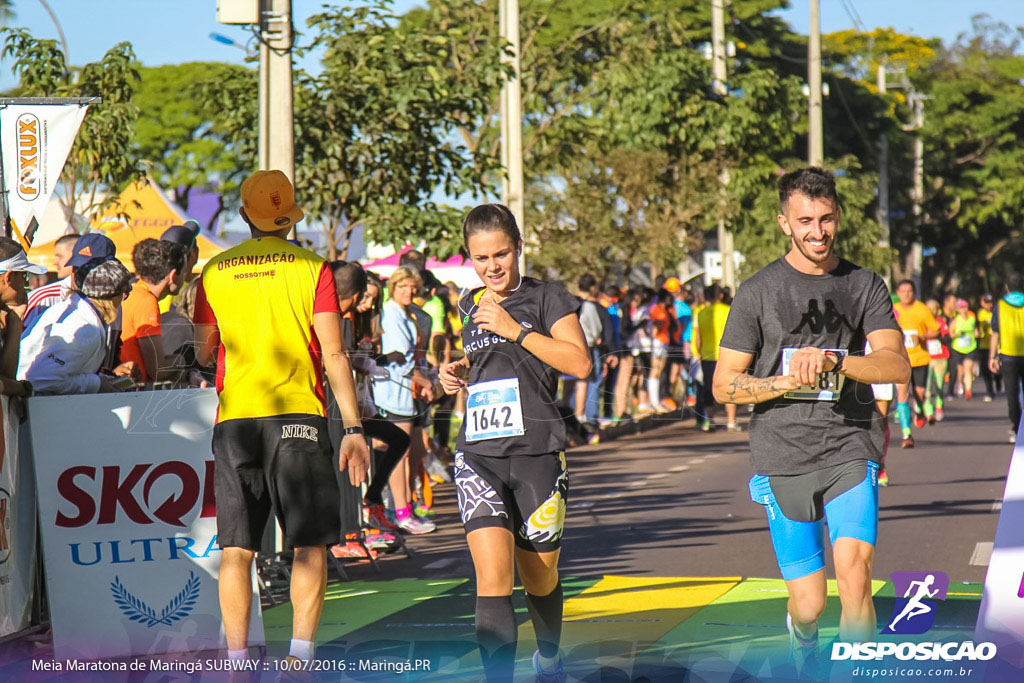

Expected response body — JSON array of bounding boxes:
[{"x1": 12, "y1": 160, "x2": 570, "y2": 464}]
[
  {"x1": 499, "y1": 0, "x2": 525, "y2": 271},
  {"x1": 876, "y1": 62, "x2": 890, "y2": 282},
  {"x1": 808, "y1": 0, "x2": 824, "y2": 166},
  {"x1": 711, "y1": 0, "x2": 727, "y2": 97},
  {"x1": 258, "y1": 0, "x2": 270, "y2": 171},
  {"x1": 711, "y1": 0, "x2": 735, "y2": 290},
  {"x1": 263, "y1": 0, "x2": 295, "y2": 237},
  {"x1": 909, "y1": 90, "x2": 925, "y2": 292}
]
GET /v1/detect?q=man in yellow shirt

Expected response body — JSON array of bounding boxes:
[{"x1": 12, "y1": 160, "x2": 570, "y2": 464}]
[
  {"x1": 194, "y1": 170, "x2": 370, "y2": 667},
  {"x1": 893, "y1": 280, "x2": 939, "y2": 448},
  {"x1": 693, "y1": 283, "x2": 738, "y2": 431},
  {"x1": 989, "y1": 274, "x2": 1024, "y2": 443}
]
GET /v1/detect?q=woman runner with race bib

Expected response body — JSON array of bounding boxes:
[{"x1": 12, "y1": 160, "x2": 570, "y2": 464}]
[{"x1": 439, "y1": 204, "x2": 592, "y2": 683}]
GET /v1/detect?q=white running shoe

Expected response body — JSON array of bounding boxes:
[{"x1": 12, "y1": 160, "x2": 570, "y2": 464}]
[
  {"x1": 532, "y1": 650, "x2": 566, "y2": 683},
  {"x1": 397, "y1": 515, "x2": 436, "y2": 535},
  {"x1": 424, "y1": 451, "x2": 452, "y2": 483},
  {"x1": 787, "y1": 612, "x2": 819, "y2": 674},
  {"x1": 1011, "y1": 430, "x2": 1017, "y2": 445}
]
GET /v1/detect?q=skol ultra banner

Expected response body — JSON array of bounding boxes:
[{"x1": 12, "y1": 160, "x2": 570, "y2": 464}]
[
  {"x1": 27, "y1": 389, "x2": 264, "y2": 660},
  {"x1": 0, "y1": 103, "x2": 88, "y2": 245}
]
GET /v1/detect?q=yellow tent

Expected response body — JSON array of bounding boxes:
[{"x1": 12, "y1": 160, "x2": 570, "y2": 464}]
[{"x1": 27, "y1": 180, "x2": 230, "y2": 272}]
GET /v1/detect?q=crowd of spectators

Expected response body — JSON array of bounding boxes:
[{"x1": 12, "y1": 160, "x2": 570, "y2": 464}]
[
  {"x1": 18, "y1": 229, "x2": 1018, "y2": 559},
  {"x1": 8, "y1": 224, "x2": 1021, "y2": 549},
  {"x1": 0, "y1": 230, "x2": 736, "y2": 554}
]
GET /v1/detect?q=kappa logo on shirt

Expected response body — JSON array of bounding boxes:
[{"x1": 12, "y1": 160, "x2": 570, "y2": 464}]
[
  {"x1": 790, "y1": 298, "x2": 855, "y2": 335},
  {"x1": 281, "y1": 424, "x2": 319, "y2": 442}
]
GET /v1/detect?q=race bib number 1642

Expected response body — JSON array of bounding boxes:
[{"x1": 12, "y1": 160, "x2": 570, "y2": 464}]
[{"x1": 465, "y1": 377, "x2": 526, "y2": 442}]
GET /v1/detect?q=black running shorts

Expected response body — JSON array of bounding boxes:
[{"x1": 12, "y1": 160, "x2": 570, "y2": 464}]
[
  {"x1": 454, "y1": 450, "x2": 568, "y2": 553},
  {"x1": 909, "y1": 365, "x2": 929, "y2": 390},
  {"x1": 213, "y1": 414, "x2": 341, "y2": 551}
]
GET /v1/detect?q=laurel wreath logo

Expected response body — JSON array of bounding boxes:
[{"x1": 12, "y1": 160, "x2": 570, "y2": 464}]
[{"x1": 111, "y1": 571, "x2": 200, "y2": 627}]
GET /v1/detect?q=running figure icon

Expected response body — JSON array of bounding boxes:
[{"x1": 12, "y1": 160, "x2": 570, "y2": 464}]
[{"x1": 888, "y1": 574, "x2": 939, "y2": 632}]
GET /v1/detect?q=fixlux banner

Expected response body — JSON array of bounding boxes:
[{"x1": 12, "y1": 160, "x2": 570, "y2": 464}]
[{"x1": 0, "y1": 101, "x2": 88, "y2": 244}]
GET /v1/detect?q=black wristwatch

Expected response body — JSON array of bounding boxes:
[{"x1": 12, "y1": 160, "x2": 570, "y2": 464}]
[
  {"x1": 18, "y1": 379, "x2": 33, "y2": 397},
  {"x1": 828, "y1": 352, "x2": 845, "y2": 374},
  {"x1": 343, "y1": 426, "x2": 365, "y2": 437},
  {"x1": 516, "y1": 328, "x2": 533, "y2": 344}
]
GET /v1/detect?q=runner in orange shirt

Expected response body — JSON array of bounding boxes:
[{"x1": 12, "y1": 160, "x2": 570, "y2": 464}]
[{"x1": 893, "y1": 280, "x2": 940, "y2": 448}]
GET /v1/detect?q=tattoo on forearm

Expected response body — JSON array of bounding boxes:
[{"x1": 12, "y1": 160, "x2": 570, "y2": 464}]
[{"x1": 725, "y1": 373, "x2": 781, "y2": 401}]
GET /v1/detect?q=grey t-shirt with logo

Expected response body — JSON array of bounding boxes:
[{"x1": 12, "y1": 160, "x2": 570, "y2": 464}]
[{"x1": 720, "y1": 257, "x2": 899, "y2": 475}]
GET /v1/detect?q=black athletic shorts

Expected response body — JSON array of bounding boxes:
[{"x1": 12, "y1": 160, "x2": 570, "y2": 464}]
[
  {"x1": 666, "y1": 345, "x2": 686, "y2": 365},
  {"x1": 454, "y1": 450, "x2": 568, "y2": 553},
  {"x1": 213, "y1": 414, "x2": 341, "y2": 551},
  {"x1": 378, "y1": 408, "x2": 416, "y2": 424},
  {"x1": 909, "y1": 365, "x2": 929, "y2": 390},
  {"x1": 413, "y1": 398, "x2": 430, "y2": 429}
]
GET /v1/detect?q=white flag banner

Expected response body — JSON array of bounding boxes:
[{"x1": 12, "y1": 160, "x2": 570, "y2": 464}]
[{"x1": 1, "y1": 103, "x2": 88, "y2": 244}]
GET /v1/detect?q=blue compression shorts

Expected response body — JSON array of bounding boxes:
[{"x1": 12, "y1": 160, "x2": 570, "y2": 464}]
[{"x1": 748, "y1": 460, "x2": 879, "y2": 581}]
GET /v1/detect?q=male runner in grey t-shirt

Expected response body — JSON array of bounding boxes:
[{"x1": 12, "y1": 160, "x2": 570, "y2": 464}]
[{"x1": 712, "y1": 168, "x2": 910, "y2": 668}]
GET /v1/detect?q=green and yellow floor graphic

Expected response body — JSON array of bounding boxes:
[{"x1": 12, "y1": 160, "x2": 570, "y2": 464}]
[{"x1": 261, "y1": 576, "x2": 991, "y2": 681}]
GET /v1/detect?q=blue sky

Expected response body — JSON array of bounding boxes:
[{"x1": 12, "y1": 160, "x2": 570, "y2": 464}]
[
  {"x1": 1, "y1": 0, "x2": 1022, "y2": 91},
  {"x1": 4, "y1": 1, "x2": 1019, "y2": 241}
]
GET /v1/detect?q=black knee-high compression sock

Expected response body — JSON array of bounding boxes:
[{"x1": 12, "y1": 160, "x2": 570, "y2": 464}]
[
  {"x1": 476, "y1": 595, "x2": 517, "y2": 682},
  {"x1": 525, "y1": 581, "x2": 563, "y2": 659}
]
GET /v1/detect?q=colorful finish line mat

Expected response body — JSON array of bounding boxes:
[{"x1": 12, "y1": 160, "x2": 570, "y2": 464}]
[{"x1": 258, "y1": 576, "x2": 1013, "y2": 682}]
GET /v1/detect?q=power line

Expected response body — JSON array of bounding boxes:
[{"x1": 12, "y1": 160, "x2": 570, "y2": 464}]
[
  {"x1": 840, "y1": 0, "x2": 866, "y2": 32},
  {"x1": 828, "y1": 73, "x2": 876, "y2": 160}
]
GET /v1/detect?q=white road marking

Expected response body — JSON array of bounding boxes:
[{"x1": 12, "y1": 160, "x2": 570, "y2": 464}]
[{"x1": 970, "y1": 542, "x2": 993, "y2": 567}]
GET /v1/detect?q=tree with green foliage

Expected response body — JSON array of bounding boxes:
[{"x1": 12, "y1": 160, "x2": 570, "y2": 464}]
[
  {"x1": 203, "y1": 0, "x2": 508, "y2": 259},
  {"x1": 523, "y1": 2, "x2": 808, "y2": 283},
  {"x1": 918, "y1": 16, "x2": 1024, "y2": 296},
  {"x1": 134, "y1": 63, "x2": 253, "y2": 228},
  {"x1": 2, "y1": 28, "x2": 145, "y2": 226}
]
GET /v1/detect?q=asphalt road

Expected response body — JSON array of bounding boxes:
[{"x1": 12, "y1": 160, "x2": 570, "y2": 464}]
[{"x1": 358, "y1": 391, "x2": 1015, "y2": 587}]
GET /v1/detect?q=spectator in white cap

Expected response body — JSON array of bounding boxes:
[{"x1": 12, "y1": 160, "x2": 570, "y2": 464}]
[
  {"x1": 0, "y1": 236, "x2": 47, "y2": 396},
  {"x1": 18, "y1": 259, "x2": 135, "y2": 394}
]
